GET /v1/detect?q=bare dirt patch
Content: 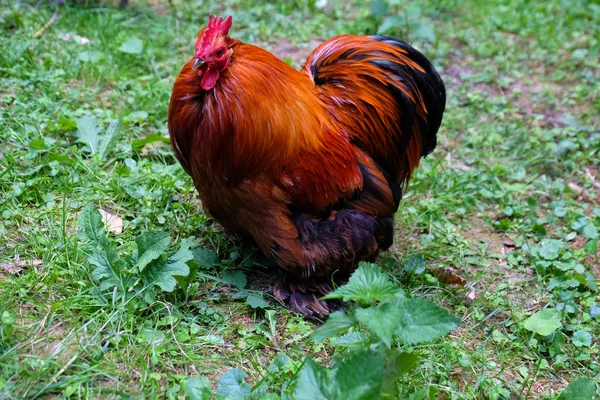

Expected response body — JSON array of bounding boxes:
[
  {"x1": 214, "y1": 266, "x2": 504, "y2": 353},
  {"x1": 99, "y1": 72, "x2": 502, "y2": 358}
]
[
  {"x1": 449, "y1": 218, "x2": 574, "y2": 399},
  {"x1": 442, "y1": 52, "x2": 599, "y2": 128},
  {"x1": 461, "y1": 217, "x2": 536, "y2": 305}
]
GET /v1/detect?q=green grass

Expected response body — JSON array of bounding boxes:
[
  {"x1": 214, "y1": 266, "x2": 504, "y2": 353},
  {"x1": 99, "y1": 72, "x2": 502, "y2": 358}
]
[{"x1": 1, "y1": 0, "x2": 599, "y2": 398}]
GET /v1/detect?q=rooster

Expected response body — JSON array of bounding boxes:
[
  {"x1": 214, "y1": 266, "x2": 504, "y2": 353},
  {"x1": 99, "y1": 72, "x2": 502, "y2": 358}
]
[{"x1": 168, "y1": 15, "x2": 445, "y2": 317}]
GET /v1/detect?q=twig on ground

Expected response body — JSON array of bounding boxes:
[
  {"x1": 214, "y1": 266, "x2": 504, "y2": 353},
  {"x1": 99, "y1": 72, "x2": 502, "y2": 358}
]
[
  {"x1": 33, "y1": 12, "x2": 58, "y2": 39},
  {"x1": 584, "y1": 167, "x2": 600, "y2": 190}
]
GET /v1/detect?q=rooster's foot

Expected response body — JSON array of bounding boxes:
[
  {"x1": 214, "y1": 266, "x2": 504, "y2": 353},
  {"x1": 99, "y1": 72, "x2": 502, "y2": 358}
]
[{"x1": 272, "y1": 277, "x2": 342, "y2": 319}]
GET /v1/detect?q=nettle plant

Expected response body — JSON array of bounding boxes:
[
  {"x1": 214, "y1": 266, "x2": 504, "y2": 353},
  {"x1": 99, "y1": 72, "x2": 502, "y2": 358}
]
[{"x1": 185, "y1": 264, "x2": 462, "y2": 399}]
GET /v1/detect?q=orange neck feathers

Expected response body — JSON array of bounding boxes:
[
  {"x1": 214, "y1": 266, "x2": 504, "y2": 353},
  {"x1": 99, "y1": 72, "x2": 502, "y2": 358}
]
[{"x1": 168, "y1": 43, "x2": 329, "y2": 185}]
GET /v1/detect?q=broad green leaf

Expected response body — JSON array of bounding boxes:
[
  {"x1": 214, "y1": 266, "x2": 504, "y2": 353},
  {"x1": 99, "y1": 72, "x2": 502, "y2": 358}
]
[
  {"x1": 572, "y1": 216, "x2": 588, "y2": 231},
  {"x1": 312, "y1": 311, "x2": 357, "y2": 343},
  {"x1": 412, "y1": 22, "x2": 435, "y2": 41},
  {"x1": 404, "y1": 255, "x2": 425, "y2": 274},
  {"x1": 199, "y1": 333, "x2": 225, "y2": 345},
  {"x1": 97, "y1": 119, "x2": 120, "y2": 161},
  {"x1": 132, "y1": 134, "x2": 171, "y2": 150},
  {"x1": 193, "y1": 247, "x2": 218, "y2": 269},
  {"x1": 216, "y1": 369, "x2": 251, "y2": 400},
  {"x1": 28, "y1": 139, "x2": 46, "y2": 150},
  {"x1": 118, "y1": 36, "x2": 144, "y2": 54},
  {"x1": 78, "y1": 203, "x2": 106, "y2": 246},
  {"x1": 383, "y1": 351, "x2": 419, "y2": 393},
  {"x1": 78, "y1": 50, "x2": 101, "y2": 62},
  {"x1": 246, "y1": 293, "x2": 269, "y2": 309},
  {"x1": 355, "y1": 303, "x2": 398, "y2": 346},
  {"x1": 140, "y1": 239, "x2": 191, "y2": 292},
  {"x1": 126, "y1": 110, "x2": 148, "y2": 123},
  {"x1": 168, "y1": 239, "x2": 194, "y2": 268},
  {"x1": 590, "y1": 303, "x2": 600, "y2": 318},
  {"x1": 184, "y1": 376, "x2": 214, "y2": 400},
  {"x1": 331, "y1": 332, "x2": 368, "y2": 347},
  {"x1": 74, "y1": 116, "x2": 119, "y2": 160},
  {"x1": 265, "y1": 309, "x2": 277, "y2": 339},
  {"x1": 1, "y1": 311, "x2": 14, "y2": 325},
  {"x1": 538, "y1": 239, "x2": 565, "y2": 260},
  {"x1": 294, "y1": 357, "x2": 331, "y2": 400},
  {"x1": 583, "y1": 239, "x2": 598, "y2": 255},
  {"x1": 554, "y1": 260, "x2": 578, "y2": 271},
  {"x1": 550, "y1": 332, "x2": 566, "y2": 357},
  {"x1": 405, "y1": 3, "x2": 422, "y2": 19},
  {"x1": 419, "y1": 234, "x2": 434, "y2": 247},
  {"x1": 585, "y1": 271, "x2": 598, "y2": 291},
  {"x1": 322, "y1": 263, "x2": 403, "y2": 305},
  {"x1": 572, "y1": 331, "x2": 592, "y2": 347},
  {"x1": 582, "y1": 225, "x2": 599, "y2": 239},
  {"x1": 334, "y1": 348, "x2": 385, "y2": 399},
  {"x1": 136, "y1": 231, "x2": 171, "y2": 271},
  {"x1": 357, "y1": 299, "x2": 460, "y2": 345},
  {"x1": 387, "y1": 351, "x2": 418, "y2": 377},
  {"x1": 139, "y1": 328, "x2": 165, "y2": 344},
  {"x1": 267, "y1": 353, "x2": 291, "y2": 373},
  {"x1": 371, "y1": 0, "x2": 389, "y2": 16},
  {"x1": 89, "y1": 242, "x2": 128, "y2": 292},
  {"x1": 222, "y1": 270, "x2": 247, "y2": 289},
  {"x1": 48, "y1": 152, "x2": 74, "y2": 165},
  {"x1": 75, "y1": 116, "x2": 100, "y2": 155},
  {"x1": 523, "y1": 309, "x2": 562, "y2": 336},
  {"x1": 378, "y1": 15, "x2": 403, "y2": 35},
  {"x1": 404, "y1": 299, "x2": 460, "y2": 345},
  {"x1": 557, "y1": 378, "x2": 596, "y2": 400},
  {"x1": 407, "y1": 389, "x2": 430, "y2": 400},
  {"x1": 257, "y1": 393, "x2": 278, "y2": 400}
]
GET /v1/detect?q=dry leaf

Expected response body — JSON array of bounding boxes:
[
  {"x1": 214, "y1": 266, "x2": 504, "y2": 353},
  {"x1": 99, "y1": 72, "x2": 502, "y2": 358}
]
[
  {"x1": 99, "y1": 209, "x2": 123, "y2": 234},
  {"x1": 466, "y1": 288, "x2": 477, "y2": 301},
  {"x1": 430, "y1": 267, "x2": 467, "y2": 286},
  {"x1": 141, "y1": 141, "x2": 170, "y2": 156},
  {"x1": 0, "y1": 257, "x2": 43, "y2": 275},
  {"x1": 445, "y1": 153, "x2": 472, "y2": 171},
  {"x1": 568, "y1": 182, "x2": 584, "y2": 194},
  {"x1": 60, "y1": 33, "x2": 90, "y2": 45}
]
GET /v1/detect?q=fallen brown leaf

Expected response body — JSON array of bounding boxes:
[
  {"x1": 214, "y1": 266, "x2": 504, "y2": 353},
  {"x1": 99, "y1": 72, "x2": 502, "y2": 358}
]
[
  {"x1": 99, "y1": 209, "x2": 123, "y2": 234},
  {"x1": 503, "y1": 240, "x2": 516, "y2": 248},
  {"x1": 141, "y1": 141, "x2": 170, "y2": 156},
  {"x1": 0, "y1": 257, "x2": 43, "y2": 275},
  {"x1": 429, "y1": 267, "x2": 468, "y2": 286}
]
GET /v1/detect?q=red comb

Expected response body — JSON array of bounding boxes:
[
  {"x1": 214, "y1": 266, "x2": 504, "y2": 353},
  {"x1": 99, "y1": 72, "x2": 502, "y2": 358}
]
[{"x1": 196, "y1": 14, "x2": 233, "y2": 53}]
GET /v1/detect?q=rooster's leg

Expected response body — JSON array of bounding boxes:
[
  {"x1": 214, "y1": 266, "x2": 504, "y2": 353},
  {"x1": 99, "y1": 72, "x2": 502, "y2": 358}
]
[{"x1": 272, "y1": 276, "x2": 342, "y2": 318}]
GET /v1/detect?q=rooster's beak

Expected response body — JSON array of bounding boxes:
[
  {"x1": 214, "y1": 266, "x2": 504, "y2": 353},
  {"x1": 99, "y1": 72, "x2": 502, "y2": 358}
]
[{"x1": 192, "y1": 58, "x2": 206, "y2": 70}]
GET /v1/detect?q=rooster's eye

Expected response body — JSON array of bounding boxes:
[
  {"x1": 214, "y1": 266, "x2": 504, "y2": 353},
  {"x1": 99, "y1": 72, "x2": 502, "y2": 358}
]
[{"x1": 215, "y1": 48, "x2": 225, "y2": 57}]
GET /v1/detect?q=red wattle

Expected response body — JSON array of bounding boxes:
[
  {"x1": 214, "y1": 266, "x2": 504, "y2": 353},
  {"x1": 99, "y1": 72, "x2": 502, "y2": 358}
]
[{"x1": 201, "y1": 68, "x2": 220, "y2": 90}]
